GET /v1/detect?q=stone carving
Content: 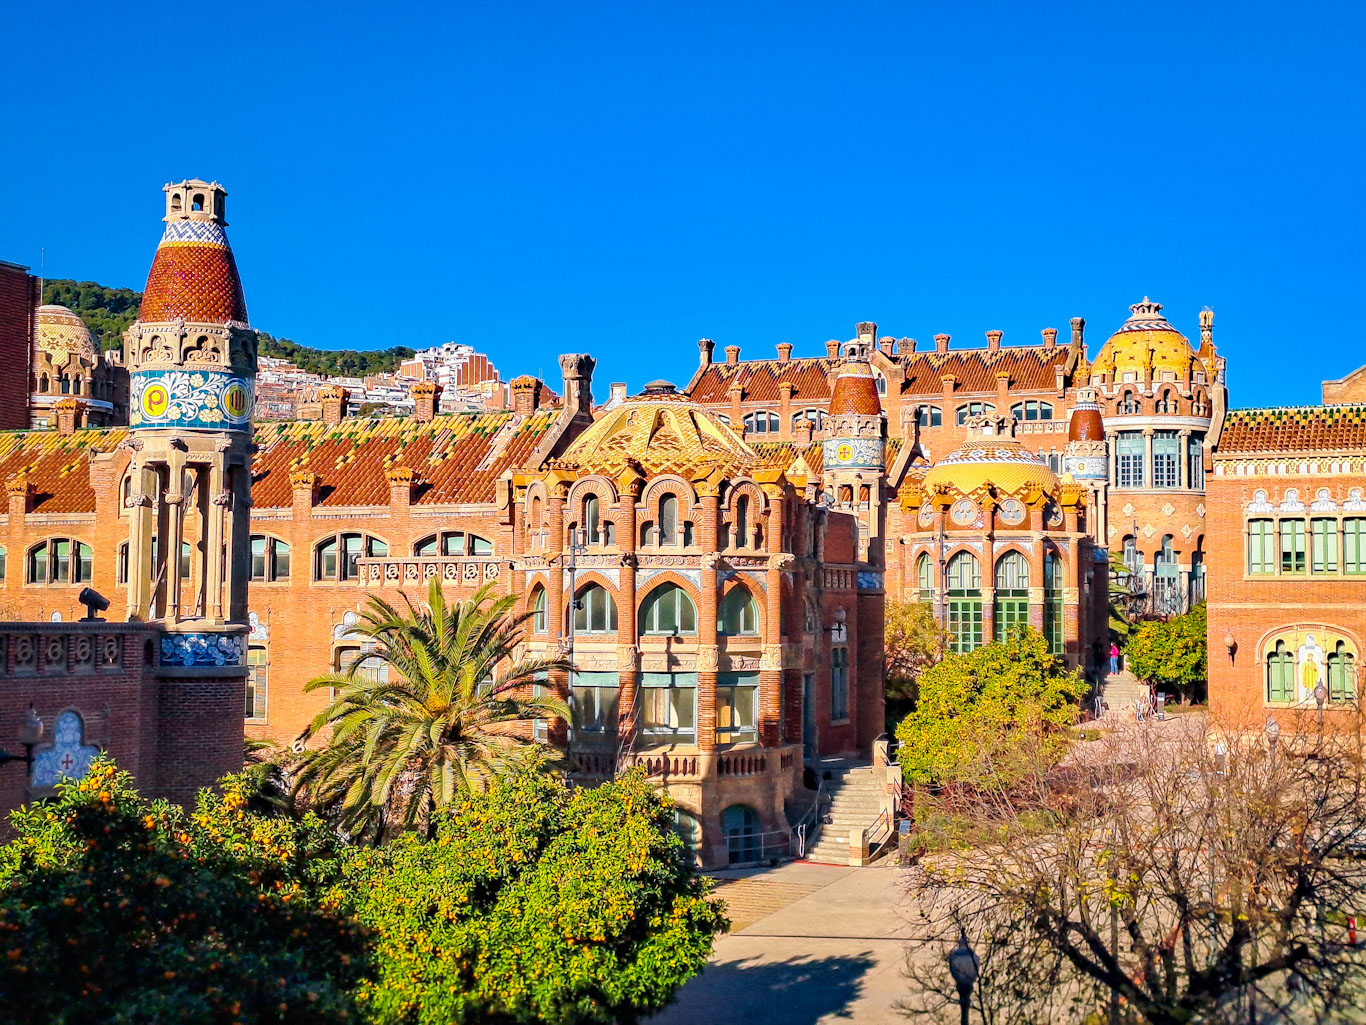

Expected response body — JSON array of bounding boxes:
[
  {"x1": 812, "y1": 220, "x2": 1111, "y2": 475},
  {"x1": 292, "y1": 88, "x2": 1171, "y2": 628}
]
[
  {"x1": 616, "y1": 645, "x2": 639, "y2": 670},
  {"x1": 760, "y1": 644, "x2": 783, "y2": 670},
  {"x1": 695, "y1": 647, "x2": 719, "y2": 672}
]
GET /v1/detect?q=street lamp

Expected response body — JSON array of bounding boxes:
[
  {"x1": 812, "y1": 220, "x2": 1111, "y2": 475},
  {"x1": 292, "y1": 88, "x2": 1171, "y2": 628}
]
[
  {"x1": 0, "y1": 707, "x2": 44, "y2": 770},
  {"x1": 947, "y1": 929, "x2": 979, "y2": 1025},
  {"x1": 1314, "y1": 680, "x2": 1329, "y2": 732}
]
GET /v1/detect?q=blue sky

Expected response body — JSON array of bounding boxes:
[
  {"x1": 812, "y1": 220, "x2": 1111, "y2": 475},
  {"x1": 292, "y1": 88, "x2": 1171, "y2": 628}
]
[{"x1": 3, "y1": 1, "x2": 1362, "y2": 406}]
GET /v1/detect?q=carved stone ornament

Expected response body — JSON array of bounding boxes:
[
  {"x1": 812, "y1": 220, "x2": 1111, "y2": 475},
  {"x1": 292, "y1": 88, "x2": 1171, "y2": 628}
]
[
  {"x1": 760, "y1": 644, "x2": 784, "y2": 670},
  {"x1": 701, "y1": 552, "x2": 721, "y2": 570},
  {"x1": 213, "y1": 491, "x2": 233, "y2": 507},
  {"x1": 616, "y1": 645, "x2": 638, "y2": 670},
  {"x1": 720, "y1": 653, "x2": 761, "y2": 671},
  {"x1": 769, "y1": 553, "x2": 796, "y2": 572},
  {"x1": 695, "y1": 646, "x2": 720, "y2": 672},
  {"x1": 125, "y1": 494, "x2": 152, "y2": 509}
]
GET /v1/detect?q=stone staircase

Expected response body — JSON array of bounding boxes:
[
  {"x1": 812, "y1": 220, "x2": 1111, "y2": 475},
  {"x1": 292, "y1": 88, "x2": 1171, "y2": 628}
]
[
  {"x1": 1101, "y1": 669, "x2": 1145, "y2": 715},
  {"x1": 804, "y1": 765, "x2": 890, "y2": 866}
]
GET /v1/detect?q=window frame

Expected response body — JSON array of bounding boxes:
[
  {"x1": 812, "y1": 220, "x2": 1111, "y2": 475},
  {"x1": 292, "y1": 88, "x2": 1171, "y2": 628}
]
[
  {"x1": 25, "y1": 537, "x2": 93, "y2": 586},
  {"x1": 249, "y1": 534, "x2": 291, "y2": 583},
  {"x1": 640, "y1": 584, "x2": 698, "y2": 636},
  {"x1": 718, "y1": 587, "x2": 759, "y2": 637},
  {"x1": 640, "y1": 671, "x2": 697, "y2": 741},
  {"x1": 717, "y1": 670, "x2": 759, "y2": 745},
  {"x1": 314, "y1": 532, "x2": 388, "y2": 582},
  {"x1": 573, "y1": 583, "x2": 618, "y2": 634},
  {"x1": 245, "y1": 644, "x2": 269, "y2": 721}
]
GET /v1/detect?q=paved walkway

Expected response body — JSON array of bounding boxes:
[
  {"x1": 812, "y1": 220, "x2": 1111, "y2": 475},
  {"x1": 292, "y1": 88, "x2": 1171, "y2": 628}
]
[{"x1": 652, "y1": 859, "x2": 914, "y2": 1025}]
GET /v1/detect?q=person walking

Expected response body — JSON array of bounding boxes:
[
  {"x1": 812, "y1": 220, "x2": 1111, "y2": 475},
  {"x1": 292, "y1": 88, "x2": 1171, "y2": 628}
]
[{"x1": 1109, "y1": 642, "x2": 1120, "y2": 676}]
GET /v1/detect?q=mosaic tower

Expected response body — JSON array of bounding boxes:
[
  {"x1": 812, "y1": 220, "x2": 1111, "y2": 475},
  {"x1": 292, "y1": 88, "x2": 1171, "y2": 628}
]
[
  {"x1": 121, "y1": 180, "x2": 257, "y2": 656},
  {"x1": 1063, "y1": 387, "x2": 1109, "y2": 546},
  {"x1": 821, "y1": 323, "x2": 887, "y2": 565}
]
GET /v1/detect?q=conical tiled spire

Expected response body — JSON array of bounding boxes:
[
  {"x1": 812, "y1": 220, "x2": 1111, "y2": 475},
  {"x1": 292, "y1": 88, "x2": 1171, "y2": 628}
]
[{"x1": 138, "y1": 180, "x2": 248, "y2": 326}]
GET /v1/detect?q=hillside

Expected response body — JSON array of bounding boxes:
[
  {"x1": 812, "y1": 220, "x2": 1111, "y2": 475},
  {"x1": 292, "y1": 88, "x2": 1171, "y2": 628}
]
[{"x1": 41, "y1": 280, "x2": 415, "y2": 376}]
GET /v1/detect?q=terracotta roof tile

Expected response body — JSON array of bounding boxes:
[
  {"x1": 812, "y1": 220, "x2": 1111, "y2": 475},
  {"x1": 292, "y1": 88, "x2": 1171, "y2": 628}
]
[
  {"x1": 689, "y1": 357, "x2": 837, "y2": 403},
  {"x1": 0, "y1": 428, "x2": 129, "y2": 514},
  {"x1": 1216, "y1": 406, "x2": 1366, "y2": 455}
]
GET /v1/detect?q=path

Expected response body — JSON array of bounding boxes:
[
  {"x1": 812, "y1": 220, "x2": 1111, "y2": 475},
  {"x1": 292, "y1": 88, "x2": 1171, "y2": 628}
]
[{"x1": 652, "y1": 860, "x2": 914, "y2": 1025}]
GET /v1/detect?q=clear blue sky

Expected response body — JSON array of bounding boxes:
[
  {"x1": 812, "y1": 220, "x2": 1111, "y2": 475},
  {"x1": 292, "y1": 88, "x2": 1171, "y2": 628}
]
[{"x1": 3, "y1": 1, "x2": 1362, "y2": 406}]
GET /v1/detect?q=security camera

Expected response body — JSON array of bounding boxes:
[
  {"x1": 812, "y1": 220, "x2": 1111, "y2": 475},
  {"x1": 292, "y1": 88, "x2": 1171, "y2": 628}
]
[{"x1": 78, "y1": 588, "x2": 110, "y2": 621}]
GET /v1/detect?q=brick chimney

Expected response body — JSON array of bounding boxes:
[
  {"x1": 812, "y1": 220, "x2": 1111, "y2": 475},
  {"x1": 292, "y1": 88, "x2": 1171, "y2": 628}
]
[
  {"x1": 412, "y1": 381, "x2": 441, "y2": 422},
  {"x1": 558, "y1": 353, "x2": 596, "y2": 418},
  {"x1": 934, "y1": 334, "x2": 951, "y2": 354},
  {"x1": 778, "y1": 380, "x2": 794, "y2": 437},
  {"x1": 725, "y1": 345, "x2": 741, "y2": 365},
  {"x1": 879, "y1": 336, "x2": 896, "y2": 356},
  {"x1": 386, "y1": 465, "x2": 415, "y2": 511},
  {"x1": 6, "y1": 472, "x2": 33, "y2": 519},
  {"x1": 1070, "y1": 317, "x2": 1086, "y2": 349},
  {"x1": 995, "y1": 371, "x2": 1011, "y2": 410},
  {"x1": 776, "y1": 343, "x2": 793, "y2": 363},
  {"x1": 290, "y1": 470, "x2": 319, "y2": 517},
  {"x1": 698, "y1": 338, "x2": 715, "y2": 367},
  {"x1": 794, "y1": 417, "x2": 813, "y2": 445},
  {"x1": 825, "y1": 340, "x2": 841, "y2": 359},
  {"x1": 728, "y1": 381, "x2": 743, "y2": 425},
  {"x1": 856, "y1": 322, "x2": 877, "y2": 349},
  {"x1": 319, "y1": 385, "x2": 347, "y2": 426},
  {"x1": 986, "y1": 330, "x2": 1003, "y2": 353},
  {"x1": 511, "y1": 375, "x2": 541, "y2": 414},
  {"x1": 53, "y1": 398, "x2": 84, "y2": 436},
  {"x1": 1042, "y1": 327, "x2": 1058, "y2": 350}
]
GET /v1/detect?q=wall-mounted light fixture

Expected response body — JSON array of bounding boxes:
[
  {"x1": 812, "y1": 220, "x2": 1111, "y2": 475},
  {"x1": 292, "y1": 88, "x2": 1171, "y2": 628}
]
[{"x1": 1224, "y1": 631, "x2": 1237, "y2": 665}]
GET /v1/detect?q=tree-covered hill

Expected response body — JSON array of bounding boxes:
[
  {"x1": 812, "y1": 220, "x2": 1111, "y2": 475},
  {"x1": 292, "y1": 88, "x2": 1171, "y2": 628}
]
[{"x1": 40, "y1": 279, "x2": 415, "y2": 375}]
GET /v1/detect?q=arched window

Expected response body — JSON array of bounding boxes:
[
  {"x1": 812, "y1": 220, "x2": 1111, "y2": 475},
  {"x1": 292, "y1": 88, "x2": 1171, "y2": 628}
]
[
  {"x1": 530, "y1": 587, "x2": 548, "y2": 633},
  {"x1": 875, "y1": 373, "x2": 888, "y2": 395},
  {"x1": 742, "y1": 411, "x2": 780, "y2": 434},
  {"x1": 249, "y1": 535, "x2": 290, "y2": 582},
  {"x1": 585, "y1": 494, "x2": 601, "y2": 544},
  {"x1": 39, "y1": 373, "x2": 48, "y2": 393},
  {"x1": 574, "y1": 584, "x2": 618, "y2": 634},
  {"x1": 658, "y1": 495, "x2": 678, "y2": 545},
  {"x1": 1329, "y1": 641, "x2": 1356, "y2": 702},
  {"x1": 719, "y1": 587, "x2": 759, "y2": 636},
  {"x1": 1155, "y1": 390, "x2": 1177, "y2": 414},
  {"x1": 26, "y1": 538, "x2": 92, "y2": 585},
  {"x1": 315, "y1": 533, "x2": 387, "y2": 581},
  {"x1": 916, "y1": 552, "x2": 933, "y2": 597},
  {"x1": 413, "y1": 531, "x2": 491, "y2": 557},
  {"x1": 1118, "y1": 391, "x2": 1140, "y2": 415},
  {"x1": 673, "y1": 808, "x2": 702, "y2": 861},
  {"x1": 1009, "y1": 400, "x2": 1054, "y2": 421},
  {"x1": 945, "y1": 552, "x2": 982, "y2": 653},
  {"x1": 59, "y1": 374, "x2": 70, "y2": 395},
  {"x1": 955, "y1": 401, "x2": 995, "y2": 424},
  {"x1": 72, "y1": 376, "x2": 81, "y2": 396},
  {"x1": 1266, "y1": 641, "x2": 1294, "y2": 703},
  {"x1": 1043, "y1": 551, "x2": 1063, "y2": 654},
  {"x1": 734, "y1": 495, "x2": 750, "y2": 548},
  {"x1": 723, "y1": 805, "x2": 761, "y2": 864},
  {"x1": 792, "y1": 408, "x2": 827, "y2": 429},
  {"x1": 640, "y1": 584, "x2": 697, "y2": 635},
  {"x1": 915, "y1": 405, "x2": 942, "y2": 428},
  {"x1": 993, "y1": 551, "x2": 1030, "y2": 641},
  {"x1": 192, "y1": 193, "x2": 205, "y2": 211}
]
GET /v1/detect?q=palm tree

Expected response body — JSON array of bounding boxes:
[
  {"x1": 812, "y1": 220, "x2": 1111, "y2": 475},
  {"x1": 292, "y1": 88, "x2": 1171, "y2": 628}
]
[{"x1": 295, "y1": 580, "x2": 570, "y2": 838}]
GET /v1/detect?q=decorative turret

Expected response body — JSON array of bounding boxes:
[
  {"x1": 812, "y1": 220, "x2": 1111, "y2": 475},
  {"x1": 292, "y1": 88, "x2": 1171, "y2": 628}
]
[
  {"x1": 1063, "y1": 388, "x2": 1109, "y2": 545},
  {"x1": 822, "y1": 339, "x2": 887, "y2": 564},
  {"x1": 119, "y1": 179, "x2": 257, "y2": 653}
]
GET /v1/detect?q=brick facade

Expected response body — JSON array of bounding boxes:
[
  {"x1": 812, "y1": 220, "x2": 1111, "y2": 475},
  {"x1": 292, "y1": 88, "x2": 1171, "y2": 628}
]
[{"x1": 0, "y1": 261, "x2": 37, "y2": 431}]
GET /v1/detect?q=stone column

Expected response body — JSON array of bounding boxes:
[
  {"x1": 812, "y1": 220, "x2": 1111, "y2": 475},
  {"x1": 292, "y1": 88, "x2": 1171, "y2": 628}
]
[
  {"x1": 125, "y1": 455, "x2": 156, "y2": 621},
  {"x1": 1143, "y1": 428, "x2": 1155, "y2": 490},
  {"x1": 165, "y1": 460, "x2": 186, "y2": 622},
  {"x1": 206, "y1": 461, "x2": 225, "y2": 623},
  {"x1": 616, "y1": 484, "x2": 639, "y2": 739},
  {"x1": 1178, "y1": 429, "x2": 1191, "y2": 489}
]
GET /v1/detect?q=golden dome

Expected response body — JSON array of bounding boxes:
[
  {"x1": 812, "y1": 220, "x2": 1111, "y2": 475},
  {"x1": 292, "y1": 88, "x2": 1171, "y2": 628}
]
[
  {"x1": 559, "y1": 386, "x2": 762, "y2": 477},
  {"x1": 35, "y1": 305, "x2": 97, "y2": 364},
  {"x1": 921, "y1": 419, "x2": 1060, "y2": 498},
  {"x1": 1095, "y1": 298, "x2": 1197, "y2": 377}
]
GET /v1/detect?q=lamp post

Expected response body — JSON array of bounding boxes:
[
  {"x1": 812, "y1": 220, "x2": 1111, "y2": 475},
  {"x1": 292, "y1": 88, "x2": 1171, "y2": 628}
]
[
  {"x1": 1265, "y1": 715, "x2": 1281, "y2": 768},
  {"x1": 1314, "y1": 680, "x2": 1329, "y2": 733},
  {"x1": 562, "y1": 528, "x2": 589, "y2": 757},
  {"x1": 0, "y1": 707, "x2": 44, "y2": 770},
  {"x1": 947, "y1": 929, "x2": 979, "y2": 1025}
]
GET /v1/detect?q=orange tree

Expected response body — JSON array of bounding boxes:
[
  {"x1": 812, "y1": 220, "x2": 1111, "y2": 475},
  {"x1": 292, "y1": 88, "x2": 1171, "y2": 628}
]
[
  {"x1": 337, "y1": 762, "x2": 728, "y2": 1025},
  {"x1": 0, "y1": 760, "x2": 366, "y2": 1024}
]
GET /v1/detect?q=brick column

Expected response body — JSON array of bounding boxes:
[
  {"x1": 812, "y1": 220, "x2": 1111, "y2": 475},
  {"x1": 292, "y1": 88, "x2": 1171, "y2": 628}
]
[
  {"x1": 778, "y1": 381, "x2": 794, "y2": 441},
  {"x1": 980, "y1": 522, "x2": 996, "y2": 643},
  {"x1": 760, "y1": 491, "x2": 785, "y2": 747},
  {"x1": 696, "y1": 487, "x2": 721, "y2": 754},
  {"x1": 547, "y1": 488, "x2": 569, "y2": 745},
  {"x1": 616, "y1": 482, "x2": 639, "y2": 738}
]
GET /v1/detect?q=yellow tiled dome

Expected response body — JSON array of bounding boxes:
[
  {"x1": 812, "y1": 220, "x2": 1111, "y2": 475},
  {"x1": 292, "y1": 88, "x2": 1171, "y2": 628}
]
[
  {"x1": 922, "y1": 421, "x2": 1059, "y2": 498},
  {"x1": 1095, "y1": 298, "x2": 1197, "y2": 377},
  {"x1": 35, "y1": 305, "x2": 97, "y2": 364}
]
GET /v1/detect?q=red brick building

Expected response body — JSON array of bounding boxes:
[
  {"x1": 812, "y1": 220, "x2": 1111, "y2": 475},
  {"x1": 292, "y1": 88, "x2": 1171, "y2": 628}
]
[
  {"x1": 1207, "y1": 406, "x2": 1365, "y2": 724},
  {"x1": 0, "y1": 260, "x2": 38, "y2": 431}
]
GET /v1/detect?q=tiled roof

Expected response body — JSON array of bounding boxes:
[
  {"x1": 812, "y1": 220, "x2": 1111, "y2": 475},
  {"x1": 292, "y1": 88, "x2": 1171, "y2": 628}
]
[
  {"x1": 139, "y1": 221, "x2": 249, "y2": 325},
  {"x1": 0, "y1": 428, "x2": 129, "y2": 514},
  {"x1": 252, "y1": 411, "x2": 562, "y2": 507},
  {"x1": 689, "y1": 357, "x2": 837, "y2": 404},
  {"x1": 0, "y1": 411, "x2": 561, "y2": 514},
  {"x1": 1216, "y1": 406, "x2": 1366, "y2": 455},
  {"x1": 829, "y1": 360, "x2": 882, "y2": 416},
  {"x1": 689, "y1": 347, "x2": 1069, "y2": 404}
]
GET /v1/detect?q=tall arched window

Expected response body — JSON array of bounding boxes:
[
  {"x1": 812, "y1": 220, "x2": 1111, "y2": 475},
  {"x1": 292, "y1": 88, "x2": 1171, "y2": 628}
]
[
  {"x1": 734, "y1": 495, "x2": 749, "y2": 548},
  {"x1": 530, "y1": 586, "x2": 548, "y2": 633},
  {"x1": 915, "y1": 405, "x2": 942, "y2": 427},
  {"x1": 916, "y1": 552, "x2": 933, "y2": 597},
  {"x1": 573, "y1": 584, "x2": 617, "y2": 634},
  {"x1": 955, "y1": 402, "x2": 995, "y2": 425},
  {"x1": 658, "y1": 495, "x2": 678, "y2": 545},
  {"x1": 249, "y1": 535, "x2": 291, "y2": 582},
  {"x1": 1043, "y1": 551, "x2": 1063, "y2": 654},
  {"x1": 315, "y1": 533, "x2": 387, "y2": 581},
  {"x1": 26, "y1": 538, "x2": 93, "y2": 584},
  {"x1": 719, "y1": 587, "x2": 759, "y2": 636},
  {"x1": 1328, "y1": 641, "x2": 1356, "y2": 702},
  {"x1": 1267, "y1": 641, "x2": 1294, "y2": 703},
  {"x1": 993, "y1": 551, "x2": 1029, "y2": 641},
  {"x1": 585, "y1": 494, "x2": 601, "y2": 544},
  {"x1": 946, "y1": 552, "x2": 982, "y2": 653},
  {"x1": 640, "y1": 584, "x2": 697, "y2": 635},
  {"x1": 1118, "y1": 391, "x2": 1140, "y2": 415}
]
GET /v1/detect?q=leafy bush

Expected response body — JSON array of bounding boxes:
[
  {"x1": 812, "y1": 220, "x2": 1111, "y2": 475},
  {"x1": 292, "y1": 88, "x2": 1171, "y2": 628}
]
[
  {"x1": 1122, "y1": 603, "x2": 1208, "y2": 702},
  {"x1": 338, "y1": 767, "x2": 727, "y2": 1025},
  {"x1": 0, "y1": 760, "x2": 366, "y2": 1024},
  {"x1": 895, "y1": 628, "x2": 1087, "y2": 788}
]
